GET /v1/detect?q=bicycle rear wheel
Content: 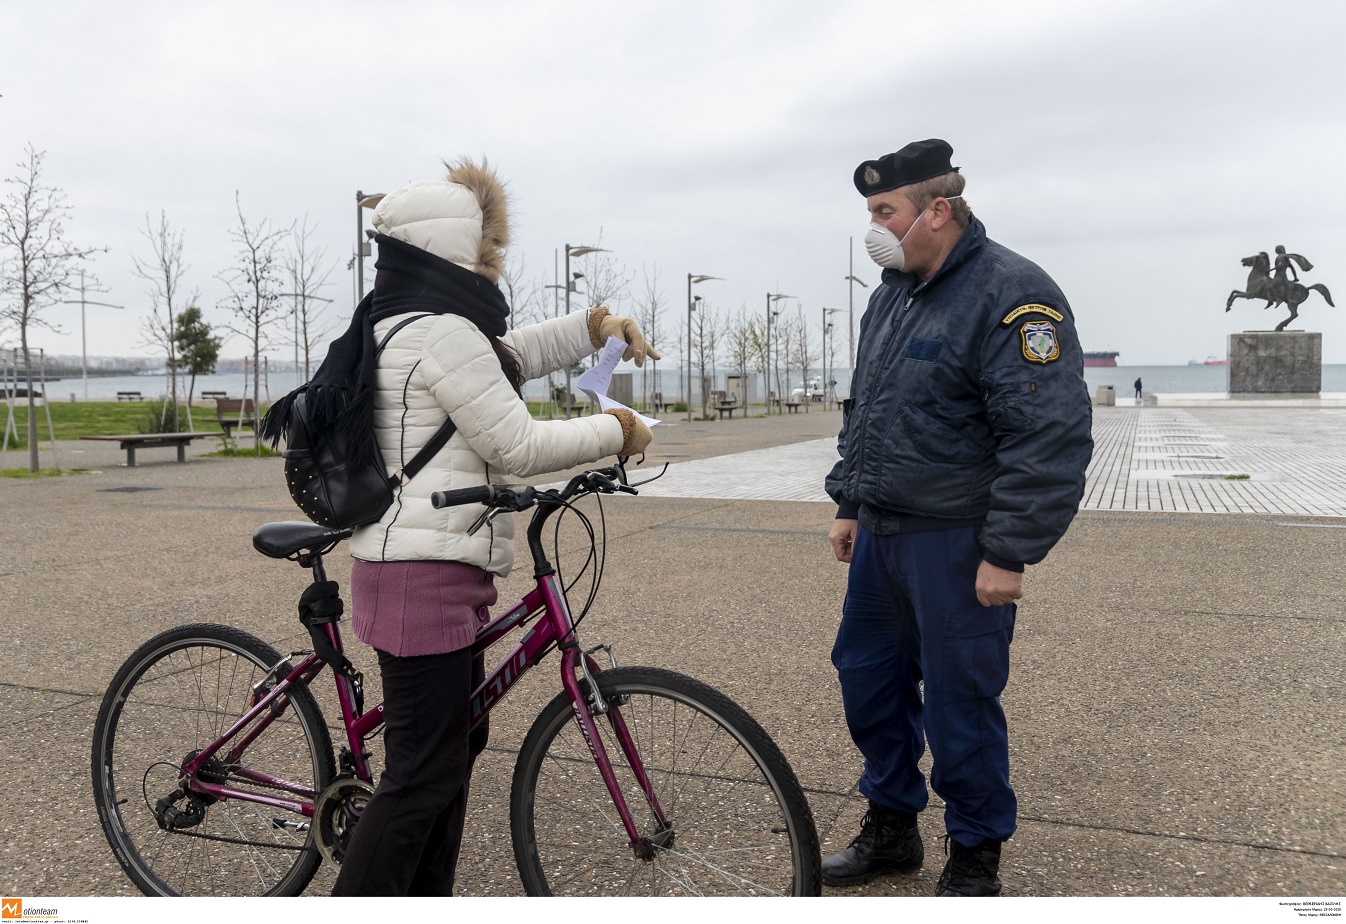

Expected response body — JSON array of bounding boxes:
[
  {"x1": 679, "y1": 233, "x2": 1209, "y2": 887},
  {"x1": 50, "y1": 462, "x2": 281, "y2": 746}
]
[
  {"x1": 91, "y1": 624, "x2": 335, "y2": 896},
  {"x1": 511, "y1": 665, "x2": 821, "y2": 896}
]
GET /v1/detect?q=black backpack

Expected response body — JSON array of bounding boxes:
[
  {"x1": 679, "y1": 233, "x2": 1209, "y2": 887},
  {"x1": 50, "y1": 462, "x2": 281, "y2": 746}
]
[{"x1": 282, "y1": 315, "x2": 457, "y2": 529}]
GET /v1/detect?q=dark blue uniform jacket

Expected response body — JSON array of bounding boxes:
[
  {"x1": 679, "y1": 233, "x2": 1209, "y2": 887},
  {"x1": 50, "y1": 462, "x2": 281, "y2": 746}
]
[{"x1": 825, "y1": 216, "x2": 1093, "y2": 569}]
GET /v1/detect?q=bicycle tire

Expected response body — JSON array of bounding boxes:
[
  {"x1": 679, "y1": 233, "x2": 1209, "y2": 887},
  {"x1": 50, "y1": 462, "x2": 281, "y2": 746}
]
[
  {"x1": 510, "y1": 665, "x2": 821, "y2": 896},
  {"x1": 91, "y1": 623, "x2": 336, "y2": 896}
]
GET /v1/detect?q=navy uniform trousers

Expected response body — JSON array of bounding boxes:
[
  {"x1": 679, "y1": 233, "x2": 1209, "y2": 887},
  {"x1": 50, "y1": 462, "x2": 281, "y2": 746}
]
[{"x1": 831, "y1": 523, "x2": 1017, "y2": 846}]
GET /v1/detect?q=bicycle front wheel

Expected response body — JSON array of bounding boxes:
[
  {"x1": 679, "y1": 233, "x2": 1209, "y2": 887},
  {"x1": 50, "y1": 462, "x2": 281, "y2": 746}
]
[
  {"x1": 511, "y1": 665, "x2": 821, "y2": 896},
  {"x1": 91, "y1": 624, "x2": 335, "y2": 896}
]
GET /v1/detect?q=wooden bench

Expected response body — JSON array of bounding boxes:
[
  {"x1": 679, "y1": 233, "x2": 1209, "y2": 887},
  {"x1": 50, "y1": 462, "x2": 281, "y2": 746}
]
[
  {"x1": 116, "y1": 391, "x2": 145, "y2": 402},
  {"x1": 555, "y1": 393, "x2": 588, "y2": 416},
  {"x1": 784, "y1": 401, "x2": 802, "y2": 413},
  {"x1": 81, "y1": 432, "x2": 218, "y2": 466},
  {"x1": 214, "y1": 398, "x2": 257, "y2": 440},
  {"x1": 201, "y1": 390, "x2": 228, "y2": 400},
  {"x1": 650, "y1": 392, "x2": 678, "y2": 413},
  {"x1": 715, "y1": 403, "x2": 741, "y2": 420}
]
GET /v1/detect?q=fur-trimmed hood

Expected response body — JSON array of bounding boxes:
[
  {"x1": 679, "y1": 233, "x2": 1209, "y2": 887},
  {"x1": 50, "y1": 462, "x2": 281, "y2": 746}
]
[{"x1": 369, "y1": 158, "x2": 510, "y2": 284}]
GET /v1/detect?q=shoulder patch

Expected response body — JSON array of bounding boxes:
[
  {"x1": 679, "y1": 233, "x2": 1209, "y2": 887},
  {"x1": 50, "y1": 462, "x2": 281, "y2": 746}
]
[
  {"x1": 1021, "y1": 320, "x2": 1060, "y2": 363},
  {"x1": 1001, "y1": 303, "x2": 1064, "y2": 326}
]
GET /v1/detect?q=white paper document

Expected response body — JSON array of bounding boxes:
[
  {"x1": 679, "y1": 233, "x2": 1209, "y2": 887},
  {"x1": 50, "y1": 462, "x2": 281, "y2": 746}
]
[{"x1": 575, "y1": 336, "x2": 661, "y2": 427}]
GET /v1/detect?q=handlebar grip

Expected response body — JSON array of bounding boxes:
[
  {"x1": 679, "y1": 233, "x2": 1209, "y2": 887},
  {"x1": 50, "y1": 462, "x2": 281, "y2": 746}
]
[{"x1": 430, "y1": 485, "x2": 494, "y2": 509}]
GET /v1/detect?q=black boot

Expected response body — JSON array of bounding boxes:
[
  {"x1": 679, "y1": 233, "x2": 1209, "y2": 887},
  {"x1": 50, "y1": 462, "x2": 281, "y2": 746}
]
[
  {"x1": 821, "y1": 802, "x2": 923, "y2": 886},
  {"x1": 935, "y1": 836, "x2": 1002, "y2": 896}
]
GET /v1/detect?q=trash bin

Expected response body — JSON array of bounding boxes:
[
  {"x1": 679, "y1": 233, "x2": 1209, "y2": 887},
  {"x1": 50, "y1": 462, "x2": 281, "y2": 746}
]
[{"x1": 1094, "y1": 385, "x2": 1115, "y2": 406}]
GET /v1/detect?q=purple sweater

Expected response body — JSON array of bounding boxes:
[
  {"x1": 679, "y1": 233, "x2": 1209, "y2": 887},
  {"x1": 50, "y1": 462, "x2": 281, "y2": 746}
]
[{"x1": 350, "y1": 559, "x2": 497, "y2": 657}]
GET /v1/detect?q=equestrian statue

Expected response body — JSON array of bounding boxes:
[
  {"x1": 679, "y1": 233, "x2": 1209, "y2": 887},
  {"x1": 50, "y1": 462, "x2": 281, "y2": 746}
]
[{"x1": 1226, "y1": 245, "x2": 1334, "y2": 332}]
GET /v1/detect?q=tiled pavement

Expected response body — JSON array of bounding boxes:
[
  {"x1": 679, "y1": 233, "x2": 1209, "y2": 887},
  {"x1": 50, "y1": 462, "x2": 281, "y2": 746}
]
[{"x1": 637, "y1": 406, "x2": 1346, "y2": 517}]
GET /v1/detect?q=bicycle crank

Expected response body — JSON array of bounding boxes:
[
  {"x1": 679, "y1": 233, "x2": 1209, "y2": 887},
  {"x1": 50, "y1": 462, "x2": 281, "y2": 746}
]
[{"x1": 313, "y1": 777, "x2": 375, "y2": 865}]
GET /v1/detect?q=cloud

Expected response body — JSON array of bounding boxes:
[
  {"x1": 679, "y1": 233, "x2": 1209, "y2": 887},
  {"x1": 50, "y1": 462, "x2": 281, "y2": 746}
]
[{"x1": 3, "y1": 0, "x2": 1344, "y2": 368}]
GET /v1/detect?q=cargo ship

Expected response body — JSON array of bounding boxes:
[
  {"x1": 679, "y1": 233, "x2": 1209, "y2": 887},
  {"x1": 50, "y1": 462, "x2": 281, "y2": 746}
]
[
  {"x1": 1188, "y1": 355, "x2": 1226, "y2": 366},
  {"x1": 1083, "y1": 351, "x2": 1119, "y2": 367}
]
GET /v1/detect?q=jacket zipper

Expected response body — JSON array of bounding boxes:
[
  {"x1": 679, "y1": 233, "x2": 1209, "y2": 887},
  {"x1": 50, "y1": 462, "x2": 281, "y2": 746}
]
[{"x1": 851, "y1": 284, "x2": 913, "y2": 490}]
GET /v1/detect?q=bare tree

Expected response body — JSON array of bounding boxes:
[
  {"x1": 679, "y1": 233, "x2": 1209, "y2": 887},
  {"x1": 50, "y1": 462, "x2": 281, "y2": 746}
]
[
  {"x1": 218, "y1": 193, "x2": 291, "y2": 442},
  {"x1": 775, "y1": 313, "x2": 795, "y2": 412},
  {"x1": 134, "y1": 211, "x2": 188, "y2": 431},
  {"x1": 722, "y1": 304, "x2": 754, "y2": 407},
  {"x1": 572, "y1": 233, "x2": 633, "y2": 310},
  {"x1": 501, "y1": 252, "x2": 546, "y2": 329},
  {"x1": 691, "y1": 300, "x2": 723, "y2": 418},
  {"x1": 635, "y1": 264, "x2": 665, "y2": 409},
  {"x1": 790, "y1": 307, "x2": 818, "y2": 412},
  {"x1": 284, "y1": 215, "x2": 336, "y2": 380},
  {"x1": 748, "y1": 315, "x2": 769, "y2": 411},
  {"x1": 0, "y1": 145, "x2": 103, "y2": 471}
]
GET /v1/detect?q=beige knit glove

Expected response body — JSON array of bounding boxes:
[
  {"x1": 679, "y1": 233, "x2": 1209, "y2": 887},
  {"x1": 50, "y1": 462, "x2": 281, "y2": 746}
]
[
  {"x1": 588, "y1": 307, "x2": 661, "y2": 367},
  {"x1": 603, "y1": 408, "x2": 653, "y2": 457}
]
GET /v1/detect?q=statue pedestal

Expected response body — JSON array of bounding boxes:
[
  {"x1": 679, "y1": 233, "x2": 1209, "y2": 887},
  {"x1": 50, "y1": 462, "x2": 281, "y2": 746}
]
[{"x1": 1227, "y1": 331, "x2": 1321, "y2": 394}]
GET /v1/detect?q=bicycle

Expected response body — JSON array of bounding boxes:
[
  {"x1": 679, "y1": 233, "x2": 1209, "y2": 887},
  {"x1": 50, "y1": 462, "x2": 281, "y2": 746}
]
[{"x1": 91, "y1": 460, "x2": 822, "y2": 897}]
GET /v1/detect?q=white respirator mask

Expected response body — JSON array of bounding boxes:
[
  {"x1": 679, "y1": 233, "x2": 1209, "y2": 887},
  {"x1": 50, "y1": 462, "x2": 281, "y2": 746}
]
[{"x1": 864, "y1": 196, "x2": 961, "y2": 270}]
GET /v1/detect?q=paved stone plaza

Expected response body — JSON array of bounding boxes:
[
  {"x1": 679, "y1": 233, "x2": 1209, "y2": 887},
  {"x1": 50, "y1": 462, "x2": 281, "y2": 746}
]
[
  {"x1": 640, "y1": 406, "x2": 1346, "y2": 518},
  {"x1": 1, "y1": 403, "x2": 1343, "y2": 899}
]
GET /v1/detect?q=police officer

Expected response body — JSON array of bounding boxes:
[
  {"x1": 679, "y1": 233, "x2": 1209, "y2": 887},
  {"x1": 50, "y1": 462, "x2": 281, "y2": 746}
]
[{"x1": 824, "y1": 139, "x2": 1093, "y2": 896}]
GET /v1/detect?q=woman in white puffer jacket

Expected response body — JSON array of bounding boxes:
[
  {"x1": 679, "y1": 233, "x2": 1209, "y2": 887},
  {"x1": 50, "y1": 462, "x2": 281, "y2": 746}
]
[{"x1": 328, "y1": 160, "x2": 655, "y2": 896}]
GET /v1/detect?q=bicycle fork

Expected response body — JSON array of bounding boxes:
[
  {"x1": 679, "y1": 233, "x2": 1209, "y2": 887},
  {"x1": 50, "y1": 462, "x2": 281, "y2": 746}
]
[{"x1": 559, "y1": 644, "x2": 673, "y2": 859}]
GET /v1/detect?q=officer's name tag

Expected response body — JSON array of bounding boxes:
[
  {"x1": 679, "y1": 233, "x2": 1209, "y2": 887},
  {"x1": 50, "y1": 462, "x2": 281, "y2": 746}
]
[{"x1": 1001, "y1": 304, "x2": 1064, "y2": 326}]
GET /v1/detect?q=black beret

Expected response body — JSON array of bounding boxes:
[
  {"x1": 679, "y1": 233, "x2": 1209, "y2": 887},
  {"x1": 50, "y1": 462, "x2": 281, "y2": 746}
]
[{"x1": 854, "y1": 139, "x2": 958, "y2": 196}]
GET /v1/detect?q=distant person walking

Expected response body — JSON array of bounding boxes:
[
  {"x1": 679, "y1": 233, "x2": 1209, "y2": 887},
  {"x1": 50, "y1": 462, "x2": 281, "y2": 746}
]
[{"x1": 1134, "y1": 377, "x2": 1143, "y2": 400}]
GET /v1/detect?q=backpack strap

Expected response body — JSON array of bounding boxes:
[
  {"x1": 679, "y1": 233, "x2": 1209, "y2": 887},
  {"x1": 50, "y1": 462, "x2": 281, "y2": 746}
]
[
  {"x1": 375, "y1": 313, "x2": 435, "y2": 354},
  {"x1": 374, "y1": 313, "x2": 459, "y2": 487}
]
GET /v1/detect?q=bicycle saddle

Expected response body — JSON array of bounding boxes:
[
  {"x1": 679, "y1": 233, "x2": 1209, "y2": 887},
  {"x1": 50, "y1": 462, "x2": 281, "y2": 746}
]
[{"x1": 252, "y1": 521, "x2": 354, "y2": 559}]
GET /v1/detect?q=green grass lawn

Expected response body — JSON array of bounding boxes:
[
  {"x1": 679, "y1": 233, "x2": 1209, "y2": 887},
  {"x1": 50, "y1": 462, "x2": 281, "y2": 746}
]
[
  {"x1": 4, "y1": 398, "x2": 594, "y2": 450},
  {"x1": 1, "y1": 399, "x2": 241, "y2": 446}
]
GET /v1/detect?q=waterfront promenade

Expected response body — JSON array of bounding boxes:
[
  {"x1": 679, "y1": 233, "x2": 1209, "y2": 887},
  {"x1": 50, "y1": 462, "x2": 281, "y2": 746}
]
[{"x1": 1, "y1": 404, "x2": 1342, "y2": 897}]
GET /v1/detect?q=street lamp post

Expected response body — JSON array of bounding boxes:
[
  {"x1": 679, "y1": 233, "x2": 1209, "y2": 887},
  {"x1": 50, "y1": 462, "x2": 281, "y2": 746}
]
[
  {"x1": 562, "y1": 244, "x2": 609, "y2": 417},
  {"x1": 822, "y1": 307, "x2": 841, "y2": 405},
  {"x1": 59, "y1": 272, "x2": 124, "y2": 401},
  {"x1": 686, "y1": 274, "x2": 722, "y2": 421},
  {"x1": 845, "y1": 236, "x2": 869, "y2": 377},
  {"x1": 355, "y1": 191, "x2": 386, "y2": 305},
  {"x1": 764, "y1": 292, "x2": 792, "y2": 414}
]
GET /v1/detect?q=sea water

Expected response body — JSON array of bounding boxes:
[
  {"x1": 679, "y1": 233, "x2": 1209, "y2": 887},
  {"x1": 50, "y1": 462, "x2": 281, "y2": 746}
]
[{"x1": 15, "y1": 365, "x2": 1346, "y2": 403}]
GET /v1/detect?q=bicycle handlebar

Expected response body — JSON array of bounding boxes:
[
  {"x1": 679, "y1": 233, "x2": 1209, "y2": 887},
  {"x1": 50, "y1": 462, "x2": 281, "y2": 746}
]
[
  {"x1": 429, "y1": 484, "x2": 497, "y2": 509},
  {"x1": 430, "y1": 465, "x2": 639, "y2": 512}
]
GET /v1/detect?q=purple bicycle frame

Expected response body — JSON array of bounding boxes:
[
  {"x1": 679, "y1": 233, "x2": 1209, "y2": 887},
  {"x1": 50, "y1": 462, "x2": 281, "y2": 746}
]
[{"x1": 181, "y1": 570, "x2": 668, "y2": 850}]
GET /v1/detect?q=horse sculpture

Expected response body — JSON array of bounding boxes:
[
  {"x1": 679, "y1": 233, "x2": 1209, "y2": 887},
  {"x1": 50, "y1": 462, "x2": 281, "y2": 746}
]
[{"x1": 1226, "y1": 250, "x2": 1334, "y2": 332}]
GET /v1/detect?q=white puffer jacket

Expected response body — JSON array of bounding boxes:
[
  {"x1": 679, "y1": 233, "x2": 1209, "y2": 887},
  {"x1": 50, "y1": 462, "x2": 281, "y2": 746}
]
[{"x1": 348, "y1": 164, "x2": 626, "y2": 574}]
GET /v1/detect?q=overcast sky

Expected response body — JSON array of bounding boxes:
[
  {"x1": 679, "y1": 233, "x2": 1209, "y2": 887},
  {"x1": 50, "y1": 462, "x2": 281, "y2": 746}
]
[{"x1": 4, "y1": 0, "x2": 1345, "y2": 367}]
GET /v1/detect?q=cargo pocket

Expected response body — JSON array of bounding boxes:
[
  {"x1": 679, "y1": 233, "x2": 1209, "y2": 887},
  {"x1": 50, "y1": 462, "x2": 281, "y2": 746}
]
[
  {"x1": 940, "y1": 604, "x2": 1016, "y2": 702},
  {"x1": 899, "y1": 403, "x2": 992, "y2": 464}
]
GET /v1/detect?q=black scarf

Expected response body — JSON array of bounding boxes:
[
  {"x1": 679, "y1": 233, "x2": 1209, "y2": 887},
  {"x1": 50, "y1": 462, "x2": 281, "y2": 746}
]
[{"x1": 260, "y1": 233, "x2": 510, "y2": 468}]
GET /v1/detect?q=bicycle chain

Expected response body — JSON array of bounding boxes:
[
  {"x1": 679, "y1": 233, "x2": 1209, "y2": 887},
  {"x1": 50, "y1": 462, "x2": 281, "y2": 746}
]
[
  {"x1": 160, "y1": 767, "x2": 317, "y2": 853},
  {"x1": 157, "y1": 826, "x2": 313, "y2": 852}
]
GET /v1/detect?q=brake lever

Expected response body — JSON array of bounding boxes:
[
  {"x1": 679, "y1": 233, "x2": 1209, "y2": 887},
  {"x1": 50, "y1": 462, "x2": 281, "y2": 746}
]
[
  {"x1": 466, "y1": 507, "x2": 493, "y2": 536},
  {"x1": 627, "y1": 462, "x2": 669, "y2": 489}
]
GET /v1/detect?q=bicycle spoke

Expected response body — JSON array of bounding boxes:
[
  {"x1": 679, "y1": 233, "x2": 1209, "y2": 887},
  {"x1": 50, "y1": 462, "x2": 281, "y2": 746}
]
[
  {"x1": 654, "y1": 845, "x2": 787, "y2": 896},
  {"x1": 513, "y1": 667, "x2": 818, "y2": 897},
  {"x1": 94, "y1": 626, "x2": 333, "y2": 896}
]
